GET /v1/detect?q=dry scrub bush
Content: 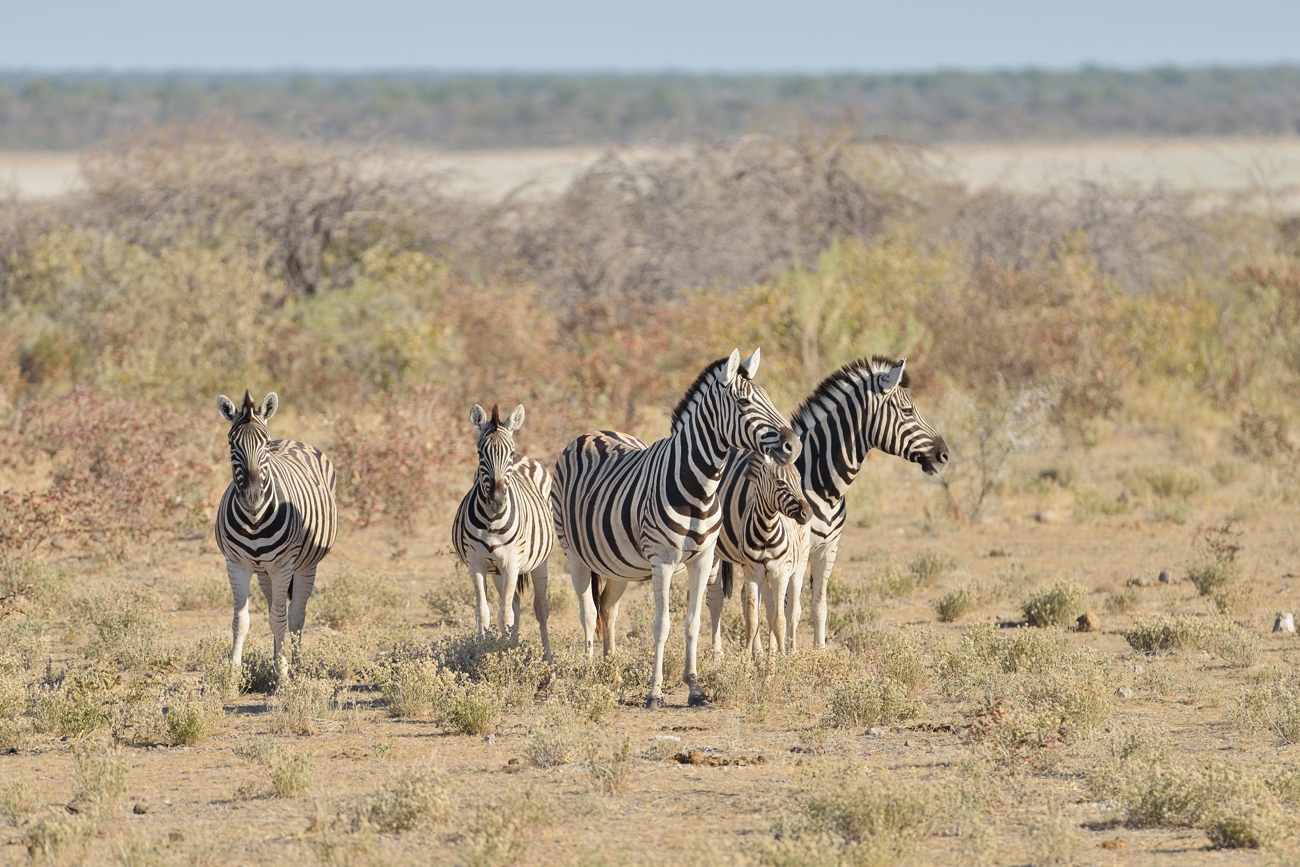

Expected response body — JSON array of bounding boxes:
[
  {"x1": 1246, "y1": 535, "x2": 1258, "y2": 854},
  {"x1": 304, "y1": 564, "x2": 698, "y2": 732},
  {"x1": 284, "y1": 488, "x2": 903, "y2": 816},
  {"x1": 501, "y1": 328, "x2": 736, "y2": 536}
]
[
  {"x1": 163, "y1": 686, "x2": 223, "y2": 746},
  {"x1": 271, "y1": 753, "x2": 311, "y2": 798},
  {"x1": 934, "y1": 586, "x2": 980, "y2": 622},
  {"x1": 75, "y1": 588, "x2": 169, "y2": 670},
  {"x1": 585, "y1": 736, "x2": 633, "y2": 794},
  {"x1": 339, "y1": 767, "x2": 450, "y2": 833},
  {"x1": 312, "y1": 570, "x2": 407, "y2": 631},
  {"x1": 824, "y1": 680, "x2": 921, "y2": 730},
  {"x1": 1028, "y1": 815, "x2": 1081, "y2": 866},
  {"x1": 70, "y1": 743, "x2": 128, "y2": 817},
  {"x1": 1020, "y1": 582, "x2": 1087, "y2": 628},
  {"x1": 1239, "y1": 671, "x2": 1300, "y2": 744},
  {"x1": 940, "y1": 625, "x2": 1112, "y2": 744},
  {"x1": 269, "y1": 676, "x2": 336, "y2": 736},
  {"x1": 1124, "y1": 614, "x2": 1261, "y2": 667},
  {"x1": 524, "y1": 704, "x2": 581, "y2": 768}
]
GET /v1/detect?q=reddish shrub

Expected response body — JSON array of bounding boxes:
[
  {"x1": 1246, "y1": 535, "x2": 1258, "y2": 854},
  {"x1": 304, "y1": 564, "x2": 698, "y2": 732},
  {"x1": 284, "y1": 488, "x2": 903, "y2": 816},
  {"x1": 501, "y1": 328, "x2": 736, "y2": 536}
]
[{"x1": 17, "y1": 390, "x2": 218, "y2": 557}]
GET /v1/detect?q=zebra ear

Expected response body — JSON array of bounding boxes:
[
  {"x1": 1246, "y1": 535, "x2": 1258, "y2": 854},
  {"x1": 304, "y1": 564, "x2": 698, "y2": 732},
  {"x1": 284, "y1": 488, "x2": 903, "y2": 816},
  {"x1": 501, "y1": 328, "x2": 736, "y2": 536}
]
[
  {"x1": 722, "y1": 349, "x2": 741, "y2": 385},
  {"x1": 740, "y1": 348, "x2": 761, "y2": 379},
  {"x1": 217, "y1": 395, "x2": 237, "y2": 423},
  {"x1": 505, "y1": 404, "x2": 526, "y2": 432},
  {"x1": 878, "y1": 358, "x2": 907, "y2": 393},
  {"x1": 258, "y1": 393, "x2": 279, "y2": 422},
  {"x1": 469, "y1": 404, "x2": 488, "y2": 429}
]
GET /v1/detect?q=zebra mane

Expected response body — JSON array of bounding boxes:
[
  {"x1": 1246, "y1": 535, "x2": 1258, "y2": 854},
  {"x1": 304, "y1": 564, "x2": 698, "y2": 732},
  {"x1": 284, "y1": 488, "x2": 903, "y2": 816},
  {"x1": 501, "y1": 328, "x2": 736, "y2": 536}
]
[
  {"x1": 742, "y1": 450, "x2": 768, "y2": 484},
  {"x1": 670, "y1": 357, "x2": 731, "y2": 429},
  {"x1": 792, "y1": 356, "x2": 910, "y2": 426}
]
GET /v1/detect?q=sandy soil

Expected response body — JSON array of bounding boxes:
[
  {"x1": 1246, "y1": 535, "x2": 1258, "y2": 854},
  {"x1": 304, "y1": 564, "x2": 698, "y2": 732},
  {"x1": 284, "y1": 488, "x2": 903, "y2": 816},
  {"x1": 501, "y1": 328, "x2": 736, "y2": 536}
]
[{"x1": 2, "y1": 424, "x2": 1298, "y2": 866}]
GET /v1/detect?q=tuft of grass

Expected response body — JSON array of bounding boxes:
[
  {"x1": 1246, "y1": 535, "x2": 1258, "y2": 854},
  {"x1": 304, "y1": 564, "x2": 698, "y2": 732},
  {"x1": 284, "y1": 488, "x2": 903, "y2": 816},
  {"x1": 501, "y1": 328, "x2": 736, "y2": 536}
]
[
  {"x1": 313, "y1": 569, "x2": 407, "y2": 631},
  {"x1": 344, "y1": 767, "x2": 450, "y2": 833},
  {"x1": 232, "y1": 736, "x2": 279, "y2": 766},
  {"x1": 164, "y1": 688, "x2": 223, "y2": 747},
  {"x1": 1136, "y1": 465, "x2": 1205, "y2": 499},
  {"x1": 269, "y1": 676, "x2": 335, "y2": 736},
  {"x1": 1074, "y1": 484, "x2": 1129, "y2": 518},
  {"x1": 1239, "y1": 671, "x2": 1300, "y2": 744},
  {"x1": 423, "y1": 585, "x2": 473, "y2": 626},
  {"x1": 443, "y1": 681, "x2": 504, "y2": 736},
  {"x1": 824, "y1": 680, "x2": 921, "y2": 729},
  {"x1": 31, "y1": 669, "x2": 113, "y2": 739},
  {"x1": 24, "y1": 815, "x2": 95, "y2": 863},
  {"x1": 71, "y1": 744, "x2": 128, "y2": 817},
  {"x1": 1149, "y1": 501, "x2": 1192, "y2": 524},
  {"x1": 1, "y1": 780, "x2": 36, "y2": 825},
  {"x1": 524, "y1": 705, "x2": 580, "y2": 768},
  {"x1": 271, "y1": 754, "x2": 310, "y2": 798},
  {"x1": 907, "y1": 551, "x2": 959, "y2": 585},
  {"x1": 1029, "y1": 814, "x2": 1081, "y2": 865},
  {"x1": 75, "y1": 589, "x2": 169, "y2": 670},
  {"x1": 1187, "y1": 560, "x2": 1237, "y2": 596},
  {"x1": 176, "y1": 576, "x2": 229, "y2": 611},
  {"x1": 1104, "y1": 588, "x2": 1140, "y2": 613},
  {"x1": 1124, "y1": 614, "x2": 1261, "y2": 667},
  {"x1": 934, "y1": 586, "x2": 979, "y2": 622},
  {"x1": 585, "y1": 737, "x2": 633, "y2": 794},
  {"x1": 1021, "y1": 582, "x2": 1087, "y2": 628}
]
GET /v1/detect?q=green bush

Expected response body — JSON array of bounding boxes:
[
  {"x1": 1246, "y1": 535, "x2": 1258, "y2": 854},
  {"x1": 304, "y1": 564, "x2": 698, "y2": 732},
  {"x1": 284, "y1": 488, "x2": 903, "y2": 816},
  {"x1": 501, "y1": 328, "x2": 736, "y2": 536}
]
[
  {"x1": 1020, "y1": 582, "x2": 1086, "y2": 628},
  {"x1": 824, "y1": 680, "x2": 921, "y2": 729},
  {"x1": 934, "y1": 587, "x2": 978, "y2": 622}
]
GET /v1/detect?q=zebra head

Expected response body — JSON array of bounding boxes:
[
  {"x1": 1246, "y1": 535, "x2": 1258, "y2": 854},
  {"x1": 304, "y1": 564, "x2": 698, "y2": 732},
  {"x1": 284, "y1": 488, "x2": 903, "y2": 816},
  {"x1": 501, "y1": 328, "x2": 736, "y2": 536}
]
[
  {"x1": 469, "y1": 402, "x2": 525, "y2": 519},
  {"x1": 865, "y1": 356, "x2": 949, "y2": 476},
  {"x1": 747, "y1": 453, "x2": 812, "y2": 525},
  {"x1": 680, "y1": 348, "x2": 800, "y2": 466},
  {"x1": 217, "y1": 390, "x2": 279, "y2": 513}
]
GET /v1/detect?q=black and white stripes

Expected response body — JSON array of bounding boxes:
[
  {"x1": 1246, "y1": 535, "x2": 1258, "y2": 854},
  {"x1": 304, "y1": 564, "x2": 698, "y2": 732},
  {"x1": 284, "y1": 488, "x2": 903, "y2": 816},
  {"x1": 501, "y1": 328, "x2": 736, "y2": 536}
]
[
  {"x1": 791, "y1": 356, "x2": 948, "y2": 646},
  {"x1": 216, "y1": 390, "x2": 338, "y2": 677},
  {"x1": 551, "y1": 349, "x2": 799, "y2": 707},
  {"x1": 451, "y1": 403, "x2": 556, "y2": 662}
]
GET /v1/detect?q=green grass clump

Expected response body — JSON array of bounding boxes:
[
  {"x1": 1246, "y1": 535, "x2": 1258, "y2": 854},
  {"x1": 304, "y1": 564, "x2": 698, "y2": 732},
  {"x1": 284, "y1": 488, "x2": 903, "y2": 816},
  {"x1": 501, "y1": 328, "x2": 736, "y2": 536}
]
[
  {"x1": 1104, "y1": 588, "x2": 1140, "y2": 613},
  {"x1": 1137, "y1": 465, "x2": 1205, "y2": 499},
  {"x1": 1187, "y1": 560, "x2": 1237, "y2": 596},
  {"x1": 906, "y1": 551, "x2": 959, "y2": 584},
  {"x1": 824, "y1": 680, "x2": 921, "y2": 729},
  {"x1": 934, "y1": 587, "x2": 978, "y2": 622},
  {"x1": 1020, "y1": 582, "x2": 1087, "y2": 628},
  {"x1": 164, "y1": 689, "x2": 223, "y2": 746},
  {"x1": 345, "y1": 768, "x2": 450, "y2": 833},
  {"x1": 1239, "y1": 671, "x2": 1300, "y2": 744},
  {"x1": 313, "y1": 570, "x2": 407, "y2": 631},
  {"x1": 1074, "y1": 485, "x2": 1129, "y2": 517},
  {"x1": 1124, "y1": 615, "x2": 1261, "y2": 667}
]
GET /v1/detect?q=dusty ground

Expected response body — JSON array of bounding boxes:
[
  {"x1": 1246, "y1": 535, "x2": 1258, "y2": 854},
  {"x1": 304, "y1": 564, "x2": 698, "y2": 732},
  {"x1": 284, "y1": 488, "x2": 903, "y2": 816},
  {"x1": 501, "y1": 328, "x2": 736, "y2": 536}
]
[
  {"x1": 5, "y1": 136, "x2": 1300, "y2": 202},
  {"x1": 2, "y1": 426, "x2": 1299, "y2": 866}
]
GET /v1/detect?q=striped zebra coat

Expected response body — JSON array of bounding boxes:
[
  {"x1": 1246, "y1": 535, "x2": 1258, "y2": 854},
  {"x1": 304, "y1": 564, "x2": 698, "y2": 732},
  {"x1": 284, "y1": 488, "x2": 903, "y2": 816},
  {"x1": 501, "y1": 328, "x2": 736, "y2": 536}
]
[
  {"x1": 704, "y1": 452, "x2": 811, "y2": 658},
  {"x1": 552, "y1": 349, "x2": 800, "y2": 707},
  {"x1": 216, "y1": 391, "x2": 337, "y2": 677},
  {"x1": 707, "y1": 356, "x2": 947, "y2": 650},
  {"x1": 451, "y1": 403, "x2": 555, "y2": 662}
]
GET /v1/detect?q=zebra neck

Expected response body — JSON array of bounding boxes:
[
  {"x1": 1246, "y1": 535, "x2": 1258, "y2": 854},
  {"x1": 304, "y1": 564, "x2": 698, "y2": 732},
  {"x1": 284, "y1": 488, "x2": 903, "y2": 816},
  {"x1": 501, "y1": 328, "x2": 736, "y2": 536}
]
[
  {"x1": 672, "y1": 407, "x2": 732, "y2": 487},
  {"x1": 794, "y1": 385, "x2": 879, "y2": 506},
  {"x1": 232, "y1": 484, "x2": 280, "y2": 526}
]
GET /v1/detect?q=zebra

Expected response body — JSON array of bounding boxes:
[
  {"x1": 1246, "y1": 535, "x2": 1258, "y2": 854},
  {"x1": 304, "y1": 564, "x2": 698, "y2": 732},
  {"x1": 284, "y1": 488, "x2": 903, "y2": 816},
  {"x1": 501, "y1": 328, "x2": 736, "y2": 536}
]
[
  {"x1": 451, "y1": 403, "x2": 555, "y2": 663},
  {"x1": 551, "y1": 348, "x2": 800, "y2": 708},
  {"x1": 707, "y1": 356, "x2": 947, "y2": 651},
  {"x1": 216, "y1": 391, "x2": 338, "y2": 679},
  {"x1": 705, "y1": 452, "x2": 811, "y2": 658}
]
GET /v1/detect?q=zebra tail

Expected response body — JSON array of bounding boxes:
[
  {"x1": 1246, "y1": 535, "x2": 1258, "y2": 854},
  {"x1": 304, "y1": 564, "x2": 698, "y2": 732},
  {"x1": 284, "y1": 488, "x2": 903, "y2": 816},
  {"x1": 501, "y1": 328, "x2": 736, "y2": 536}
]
[
  {"x1": 591, "y1": 571, "x2": 605, "y2": 641},
  {"x1": 721, "y1": 560, "x2": 734, "y2": 599}
]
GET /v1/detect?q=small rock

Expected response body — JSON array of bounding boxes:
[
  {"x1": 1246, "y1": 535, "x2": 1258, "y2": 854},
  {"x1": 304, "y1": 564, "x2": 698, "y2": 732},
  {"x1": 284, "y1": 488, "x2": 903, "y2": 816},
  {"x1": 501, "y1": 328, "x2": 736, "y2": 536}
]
[
  {"x1": 1158, "y1": 570, "x2": 1172, "y2": 584},
  {"x1": 132, "y1": 803, "x2": 148, "y2": 815},
  {"x1": 1035, "y1": 510, "x2": 1057, "y2": 524},
  {"x1": 483, "y1": 734, "x2": 496, "y2": 745},
  {"x1": 1273, "y1": 612, "x2": 1296, "y2": 633},
  {"x1": 1132, "y1": 664, "x2": 1145, "y2": 675},
  {"x1": 1077, "y1": 611, "x2": 1102, "y2": 633},
  {"x1": 866, "y1": 727, "x2": 885, "y2": 738},
  {"x1": 1116, "y1": 686, "x2": 1134, "y2": 700}
]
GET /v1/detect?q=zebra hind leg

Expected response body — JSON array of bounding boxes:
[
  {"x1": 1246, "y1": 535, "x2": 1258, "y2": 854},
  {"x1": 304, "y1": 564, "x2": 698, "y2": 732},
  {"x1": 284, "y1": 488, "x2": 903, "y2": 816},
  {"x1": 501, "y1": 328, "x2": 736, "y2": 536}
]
[
  {"x1": 287, "y1": 566, "x2": 318, "y2": 669},
  {"x1": 227, "y1": 562, "x2": 255, "y2": 670},
  {"x1": 530, "y1": 562, "x2": 553, "y2": 664}
]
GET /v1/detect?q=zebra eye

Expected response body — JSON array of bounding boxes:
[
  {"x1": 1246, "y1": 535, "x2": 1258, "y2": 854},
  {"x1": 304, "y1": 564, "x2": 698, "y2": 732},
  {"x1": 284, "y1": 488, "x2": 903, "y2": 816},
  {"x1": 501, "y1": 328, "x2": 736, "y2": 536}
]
[{"x1": 737, "y1": 397, "x2": 753, "y2": 409}]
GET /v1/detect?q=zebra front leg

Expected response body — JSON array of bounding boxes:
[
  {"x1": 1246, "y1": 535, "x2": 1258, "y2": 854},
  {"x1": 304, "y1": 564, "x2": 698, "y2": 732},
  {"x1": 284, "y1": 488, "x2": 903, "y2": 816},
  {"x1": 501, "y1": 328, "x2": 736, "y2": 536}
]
[
  {"x1": 598, "y1": 579, "x2": 627, "y2": 657},
  {"x1": 530, "y1": 563, "x2": 553, "y2": 664},
  {"x1": 227, "y1": 561, "x2": 255, "y2": 671},
  {"x1": 287, "y1": 566, "x2": 318, "y2": 668},
  {"x1": 768, "y1": 564, "x2": 791, "y2": 657},
  {"x1": 467, "y1": 557, "x2": 492, "y2": 636},
  {"x1": 267, "y1": 564, "x2": 295, "y2": 681},
  {"x1": 568, "y1": 556, "x2": 598, "y2": 659},
  {"x1": 808, "y1": 542, "x2": 838, "y2": 648},
  {"x1": 493, "y1": 559, "x2": 522, "y2": 640},
  {"x1": 705, "y1": 561, "x2": 725, "y2": 658},
  {"x1": 682, "y1": 553, "x2": 714, "y2": 707},
  {"x1": 647, "y1": 562, "x2": 674, "y2": 709},
  {"x1": 741, "y1": 570, "x2": 761, "y2": 659}
]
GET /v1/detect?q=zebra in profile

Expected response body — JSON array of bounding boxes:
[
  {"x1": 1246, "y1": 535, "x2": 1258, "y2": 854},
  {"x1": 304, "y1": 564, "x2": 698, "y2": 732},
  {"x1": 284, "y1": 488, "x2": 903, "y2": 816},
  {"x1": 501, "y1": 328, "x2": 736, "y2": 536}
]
[
  {"x1": 216, "y1": 391, "x2": 337, "y2": 679},
  {"x1": 552, "y1": 349, "x2": 800, "y2": 708},
  {"x1": 451, "y1": 403, "x2": 555, "y2": 663},
  {"x1": 708, "y1": 356, "x2": 947, "y2": 650},
  {"x1": 705, "y1": 452, "x2": 811, "y2": 658}
]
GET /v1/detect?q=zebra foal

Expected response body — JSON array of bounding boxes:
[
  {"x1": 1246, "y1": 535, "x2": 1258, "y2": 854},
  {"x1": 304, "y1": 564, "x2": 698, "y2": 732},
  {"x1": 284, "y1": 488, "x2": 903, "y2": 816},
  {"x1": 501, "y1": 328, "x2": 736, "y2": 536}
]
[
  {"x1": 216, "y1": 391, "x2": 337, "y2": 679},
  {"x1": 552, "y1": 349, "x2": 799, "y2": 708},
  {"x1": 451, "y1": 403, "x2": 555, "y2": 663},
  {"x1": 706, "y1": 452, "x2": 811, "y2": 658}
]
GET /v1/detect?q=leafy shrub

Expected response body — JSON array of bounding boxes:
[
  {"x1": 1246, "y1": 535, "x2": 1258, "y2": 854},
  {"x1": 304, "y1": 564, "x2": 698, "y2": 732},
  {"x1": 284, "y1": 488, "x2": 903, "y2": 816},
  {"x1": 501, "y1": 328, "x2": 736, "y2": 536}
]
[
  {"x1": 232, "y1": 736, "x2": 279, "y2": 766},
  {"x1": 164, "y1": 688, "x2": 223, "y2": 746},
  {"x1": 1187, "y1": 560, "x2": 1236, "y2": 596},
  {"x1": 443, "y1": 681, "x2": 504, "y2": 736},
  {"x1": 1104, "y1": 588, "x2": 1139, "y2": 613},
  {"x1": 1020, "y1": 582, "x2": 1086, "y2": 628},
  {"x1": 1029, "y1": 815, "x2": 1081, "y2": 865},
  {"x1": 967, "y1": 697, "x2": 1073, "y2": 773},
  {"x1": 30, "y1": 668, "x2": 113, "y2": 738}
]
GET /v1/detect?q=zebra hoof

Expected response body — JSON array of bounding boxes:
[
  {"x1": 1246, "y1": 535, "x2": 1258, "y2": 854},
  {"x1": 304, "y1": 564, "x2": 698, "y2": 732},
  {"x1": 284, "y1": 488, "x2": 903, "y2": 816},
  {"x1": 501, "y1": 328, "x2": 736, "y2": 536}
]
[
  {"x1": 645, "y1": 694, "x2": 665, "y2": 710},
  {"x1": 687, "y1": 692, "x2": 709, "y2": 708}
]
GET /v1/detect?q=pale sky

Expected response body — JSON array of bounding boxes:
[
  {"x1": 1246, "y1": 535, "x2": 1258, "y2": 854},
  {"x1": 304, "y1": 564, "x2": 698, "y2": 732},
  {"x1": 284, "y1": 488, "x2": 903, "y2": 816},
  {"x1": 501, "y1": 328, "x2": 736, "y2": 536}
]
[{"x1": 3, "y1": 0, "x2": 1299, "y2": 73}]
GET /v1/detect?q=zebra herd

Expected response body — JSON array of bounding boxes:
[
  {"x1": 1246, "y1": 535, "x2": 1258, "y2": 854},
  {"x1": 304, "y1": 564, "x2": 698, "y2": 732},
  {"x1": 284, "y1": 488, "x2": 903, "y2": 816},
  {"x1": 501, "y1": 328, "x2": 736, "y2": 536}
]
[{"x1": 215, "y1": 348, "x2": 947, "y2": 707}]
